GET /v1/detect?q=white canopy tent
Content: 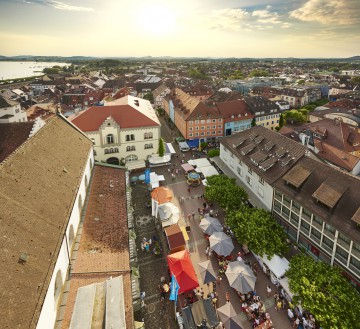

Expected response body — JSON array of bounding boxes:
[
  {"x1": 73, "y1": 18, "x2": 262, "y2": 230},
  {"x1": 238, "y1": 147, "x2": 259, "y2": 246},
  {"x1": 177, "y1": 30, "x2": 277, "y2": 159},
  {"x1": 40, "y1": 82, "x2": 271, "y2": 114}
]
[
  {"x1": 199, "y1": 165, "x2": 219, "y2": 178},
  {"x1": 254, "y1": 254, "x2": 289, "y2": 282},
  {"x1": 150, "y1": 172, "x2": 165, "y2": 189},
  {"x1": 193, "y1": 158, "x2": 211, "y2": 168}
]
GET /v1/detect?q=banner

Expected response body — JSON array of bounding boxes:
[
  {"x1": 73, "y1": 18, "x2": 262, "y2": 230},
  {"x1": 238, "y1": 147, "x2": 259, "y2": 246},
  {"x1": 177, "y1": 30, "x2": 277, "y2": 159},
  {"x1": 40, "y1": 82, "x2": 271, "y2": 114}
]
[
  {"x1": 144, "y1": 168, "x2": 151, "y2": 184},
  {"x1": 169, "y1": 274, "x2": 180, "y2": 303}
]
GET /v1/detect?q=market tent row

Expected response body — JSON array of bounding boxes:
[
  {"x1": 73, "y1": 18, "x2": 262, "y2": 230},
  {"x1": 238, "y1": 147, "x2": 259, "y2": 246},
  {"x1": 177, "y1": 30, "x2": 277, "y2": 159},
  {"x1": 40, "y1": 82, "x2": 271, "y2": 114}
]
[
  {"x1": 167, "y1": 250, "x2": 199, "y2": 294},
  {"x1": 182, "y1": 298, "x2": 219, "y2": 329}
]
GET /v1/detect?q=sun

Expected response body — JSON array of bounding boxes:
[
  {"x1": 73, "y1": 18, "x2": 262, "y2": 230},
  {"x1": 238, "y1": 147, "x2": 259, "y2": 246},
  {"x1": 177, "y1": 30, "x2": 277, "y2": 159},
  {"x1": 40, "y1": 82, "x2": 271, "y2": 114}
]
[{"x1": 138, "y1": 5, "x2": 177, "y2": 36}]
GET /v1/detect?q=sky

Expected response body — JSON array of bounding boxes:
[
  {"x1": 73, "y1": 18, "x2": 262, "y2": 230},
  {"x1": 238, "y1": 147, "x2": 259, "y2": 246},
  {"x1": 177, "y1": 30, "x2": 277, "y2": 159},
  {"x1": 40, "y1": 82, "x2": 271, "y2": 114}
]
[{"x1": 0, "y1": 0, "x2": 359, "y2": 58}]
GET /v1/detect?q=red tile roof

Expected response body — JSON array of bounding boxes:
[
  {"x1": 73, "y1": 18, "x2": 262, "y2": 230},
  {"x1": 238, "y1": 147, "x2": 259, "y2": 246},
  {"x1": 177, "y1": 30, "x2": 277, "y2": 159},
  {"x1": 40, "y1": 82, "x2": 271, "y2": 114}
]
[{"x1": 71, "y1": 105, "x2": 159, "y2": 131}]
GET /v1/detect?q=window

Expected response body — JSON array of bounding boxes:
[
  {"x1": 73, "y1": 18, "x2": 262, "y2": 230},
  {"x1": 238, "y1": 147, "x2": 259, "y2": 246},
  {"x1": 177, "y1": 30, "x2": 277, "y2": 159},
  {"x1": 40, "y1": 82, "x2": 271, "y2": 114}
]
[
  {"x1": 93, "y1": 150, "x2": 97, "y2": 156},
  {"x1": 218, "y1": 125, "x2": 222, "y2": 128},
  {"x1": 207, "y1": 126, "x2": 210, "y2": 129},
  {"x1": 322, "y1": 236, "x2": 334, "y2": 254},
  {"x1": 126, "y1": 146, "x2": 136, "y2": 151},
  {"x1": 144, "y1": 132, "x2": 153, "y2": 139},
  {"x1": 212, "y1": 125, "x2": 216, "y2": 129},
  {"x1": 312, "y1": 216, "x2": 323, "y2": 229},
  {"x1": 206, "y1": 131, "x2": 210, "y2": 135},
  {"x1": 201, "y1": 120, "x2": 205, "y2": 123},
  {"x1": 290, "y1": 212, "x2": 299, "y2": 225},
  {"x1": 246, "y1": 176, "x2": 252, "y2": 186},
  {"x1": 350, "y1": 257, "x2": 360, "y2": 275},
  {"x1": 207, "y1": 119, "x2": 211, "y2": 123},
  {"x1": 275, "y1": 190, "x2": 282, "y2": 200},
  {"x1": 324, "y1": 224, "x2": 336, "y2": 238},
  {"x1": 259, "y1": 177, "x2": 264, "y2": 185},
  {"x1": 106, "y1": 134, "x2": 114, "y2": 144},
  {"x1": 201, "y1": 132, "x2": 205, "y2": 136},
  {"x1": 126, "y1": 134, "x2": 135, "y2": 141},
  {"x1": 258, "y1": 187, "x2": 264, "y2": 198},
  {"x1": 105, "y1": 149, "x2": 109, "y2": 154},
  {"x1": 218, "y1": 131, "x2": 222, "y2": 134},
  {"x1": 145, "y1": 143, "x2": 153, "y2": 149},
  {"x1": 274, "y1": 200, "x2": 281, "y2": 213},
  {"x1": 196, "y1": 126, "x2": 199, "y2": 130},
  {"x1": 190, "y1": 121, "x2": 194, "y2": 125},
  {"x1": 201, "y1": 126, "x2": 205, "y2": 130},
  {"x1": 189, "y1": 133, "x2": 193, "y2": 137},
  {"x1": 311, "y1": 228, "x2": 321, "y2": 244},
  {"x1": 335, "y1": 246, "x2": 349, "y2": 264},
  {"x1": 237, "y1": 167, "x2": 242, "y2": 176},
  {"x1": 212, "y1": 119, "x2": 216, "y2": 123},
  {"x1": 282, "y1": 206, "x2": 290, "y2": 217},
  {"x1": 248, "y1": 168, "x2": 252, "y2": 175},
  {"x1": 300, "y1": 220, "x2": 310, "y2": 234},
  {"x1": 218, "y1": 119, "x2": 222, "y2": 122},
  {"x1": 195, "y1": 132, "x2": 199, "y2": 136},
  {"x1": 195, "y1": 120, "x2": 199, "y2": 124},
  {"x1": 338, "y1": 232, "x2": 351, "y2": 246},
  {"x1": 212, "y1": 131, "x2": 216, "y2": 135}
]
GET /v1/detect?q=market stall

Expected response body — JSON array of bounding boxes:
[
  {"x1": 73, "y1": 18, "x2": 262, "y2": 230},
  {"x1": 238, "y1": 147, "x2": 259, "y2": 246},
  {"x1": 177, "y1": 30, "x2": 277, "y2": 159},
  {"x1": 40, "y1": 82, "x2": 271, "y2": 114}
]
[
  {"x1": 164, "y1": 224, "x2": 186, "y2": 254},
  {"x1": 254, "y1": 254, "x2": 289, "y2": 285}
]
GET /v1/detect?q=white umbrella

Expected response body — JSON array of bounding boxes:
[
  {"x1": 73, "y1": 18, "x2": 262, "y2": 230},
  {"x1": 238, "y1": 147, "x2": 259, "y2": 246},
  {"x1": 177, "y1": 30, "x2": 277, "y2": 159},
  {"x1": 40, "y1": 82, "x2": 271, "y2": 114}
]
[
  {"x1": 225, "y1": 261, "x2": 256, "y2": 294},
  {"x1": 199, "y1": 216, "x2": 223, "y2": 236},
  {"x1": 209, "y1": 232, "x2": 234, "y2": 257},
  {"x1": 198, "y1": 260, "x2": 217, "y2": 284},
  {"x1": 217, "y1": 303, "x2": 244, "y2": 329},
  {"x1": 158, "y1": 202, "x2": 180, "y2": 222}
]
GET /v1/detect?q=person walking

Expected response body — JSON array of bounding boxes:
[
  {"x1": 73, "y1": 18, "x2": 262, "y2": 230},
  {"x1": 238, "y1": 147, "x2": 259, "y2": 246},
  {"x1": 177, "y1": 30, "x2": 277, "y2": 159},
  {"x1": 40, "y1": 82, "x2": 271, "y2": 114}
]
[
  {"x1": 187, "y1": 187, "x2": 191, "y2": 193},
  {"x1": 225, "y1": 291, "x2": 230, "y2": 303},
  {"x1": 267, "y1": 285, "x2": 272, "y2": 298},
  {"x1": 187, "y1": 213, "x2": 191, "y2": 222},
  {"x1": 192, "y1": 211, "x2": 195, "y2": 220}
]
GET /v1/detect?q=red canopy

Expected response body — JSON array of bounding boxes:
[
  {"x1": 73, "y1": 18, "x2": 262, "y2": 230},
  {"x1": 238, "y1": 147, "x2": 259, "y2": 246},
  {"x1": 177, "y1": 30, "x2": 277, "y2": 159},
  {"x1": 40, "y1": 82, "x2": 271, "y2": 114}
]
[{"x1": 167, "y1": 250, "x2": 199, "y2": 294}]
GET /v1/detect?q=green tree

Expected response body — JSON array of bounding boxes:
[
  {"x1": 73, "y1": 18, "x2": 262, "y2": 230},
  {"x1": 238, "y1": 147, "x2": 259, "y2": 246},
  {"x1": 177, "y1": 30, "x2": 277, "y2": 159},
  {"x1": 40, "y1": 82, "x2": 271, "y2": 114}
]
[
  {"x1": 208, "y1": 149, "x2": 220, "y2": 157},
  {"x1": 251, "y1": 118, "x2": 256, "y2": 127},
  {"x1": 226, "y1": 207, "x2": 289, "y2": 258},
  {"x1": 143, "y1": 92, "x2": 154, "y2": 103},
  {"x1": 204, "y1": 175, "x2": 247, "y2": 212},
  {"x1": 287, "y1": 255, "x2": 360, "y2": 329},
  {"x1": 158, "y1": 138, "x2": 165, "y2": 157},
  {"x1": 283, "y1": 110, "x2": 307, "y2": 124},
  {"x1": 249, "y1": 69, "x2": 269, "y2": 77},
  {"x1": 278, "y1": 113, "x2": 284, "y2": 129},
  {"x1": 351, "y1": 76, "x2": 360, "y2": 84}
]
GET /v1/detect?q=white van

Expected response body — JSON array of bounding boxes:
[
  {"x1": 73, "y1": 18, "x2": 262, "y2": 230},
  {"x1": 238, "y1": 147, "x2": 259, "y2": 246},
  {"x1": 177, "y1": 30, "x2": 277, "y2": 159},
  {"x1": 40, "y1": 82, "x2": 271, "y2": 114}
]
[{"x1": 179, "y1": 142, "x2": 190, "y2": 152}]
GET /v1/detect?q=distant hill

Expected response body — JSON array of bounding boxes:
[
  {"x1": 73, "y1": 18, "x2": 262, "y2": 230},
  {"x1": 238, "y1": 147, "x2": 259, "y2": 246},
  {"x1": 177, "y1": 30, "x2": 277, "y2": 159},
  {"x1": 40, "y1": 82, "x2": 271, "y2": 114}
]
[{"x1": 0, "y1": 55, "x2": 359, "y2": 62}]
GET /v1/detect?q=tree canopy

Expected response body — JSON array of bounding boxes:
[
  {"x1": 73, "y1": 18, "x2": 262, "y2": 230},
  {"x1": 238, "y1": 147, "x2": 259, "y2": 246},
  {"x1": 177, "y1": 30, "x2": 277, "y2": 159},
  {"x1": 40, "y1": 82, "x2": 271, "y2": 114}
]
[
  {"x1": 143, "y1": 92, "x2": 154, "y2": 104},
  {"x1": 158, "y1": 138, "x2": 165, "y2": 157},
  {"x1": 287, "y1": 254, "x2": 360, "y2": 329},
  {"x1": 226, "y1": 207, "x2": 289, "y2": 258},
  {"x1": 204, "y1": 175, "x2": 247, "y2": 212},
  {"x1": 249, "y1": 69, "x2": 269, "y2": 77},
  {"x1": 283, "y1": 110, "x2": 307, "y2": 124}
]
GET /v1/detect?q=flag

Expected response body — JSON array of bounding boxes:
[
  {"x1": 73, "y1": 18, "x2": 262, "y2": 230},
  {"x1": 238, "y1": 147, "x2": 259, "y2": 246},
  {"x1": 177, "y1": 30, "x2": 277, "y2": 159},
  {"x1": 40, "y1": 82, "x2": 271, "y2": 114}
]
[
  {"x1": 144, "y1": 168, "x2": 151, "y2": 184},
  {"x1": 169, "y1": 274, "x2": 180, "y2": 303}
]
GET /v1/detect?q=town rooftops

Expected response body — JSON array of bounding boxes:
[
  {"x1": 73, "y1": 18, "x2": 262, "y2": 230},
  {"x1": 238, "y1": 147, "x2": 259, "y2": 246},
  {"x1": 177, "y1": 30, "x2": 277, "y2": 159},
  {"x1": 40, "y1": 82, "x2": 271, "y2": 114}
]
[
  {"x1": 273, "y1": 157, "x2": 360, "y2": 243},
  {"x1": 221, "y1": 125, "x2": 306, "y2": 184},
  {"x1": 0, "y1": 122, "x2": 35, "y2": 162},
  {"x1": 71, "y1": 96, "x2": 160, "y2": 132},
  {"x1": 0, "y1": 116, "x2": 92, "y2": 329}
]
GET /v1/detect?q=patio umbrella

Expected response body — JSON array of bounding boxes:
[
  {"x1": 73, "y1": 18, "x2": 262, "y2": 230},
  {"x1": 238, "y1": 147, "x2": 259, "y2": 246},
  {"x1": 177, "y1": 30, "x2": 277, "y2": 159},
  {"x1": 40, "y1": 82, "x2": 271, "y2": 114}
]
[
  {"x1": 138, "y1": 174, "x2": 145, "y2": 181},
  {"x1": 158, "y1": 202, "x2": 180, "y2": 222},
  {"x1": 199, "y1": 216, "x2": 223, "y2": 236},
  {"x1": 225, "y1": 261, "x2": 256, "y2": 294},
  {"x1": 209, "y1": 232, "x2": 234, "y2": 257},
  {"x1": 130, "y1": 176, "x2": 138, "y2": 182},
  {"x1": 217, "y1": 303, "x2": 244, "y2": 329},
  {"x1": 198, "y1": 260, "x2": 217, "y2": 284}
]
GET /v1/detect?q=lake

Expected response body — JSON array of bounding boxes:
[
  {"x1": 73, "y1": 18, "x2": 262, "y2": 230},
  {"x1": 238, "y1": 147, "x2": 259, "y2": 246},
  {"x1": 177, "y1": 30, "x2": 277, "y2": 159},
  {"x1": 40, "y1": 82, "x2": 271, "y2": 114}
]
[{"x1": 0, "y1": 61, "x2": 70, "y2": 80}]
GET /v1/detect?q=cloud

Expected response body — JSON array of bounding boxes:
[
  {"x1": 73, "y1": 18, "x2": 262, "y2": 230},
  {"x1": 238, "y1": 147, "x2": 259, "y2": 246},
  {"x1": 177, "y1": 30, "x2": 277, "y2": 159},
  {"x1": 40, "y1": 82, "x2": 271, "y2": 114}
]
[
  {"x1": 290, "y1": 0, "x2": 360, "y2": 25},
  {"x1": 22, "y1": 0, "x2": 94, "y2": 12},
  {"x1": 208, "y1": 6, "x2": 289, "y2": 31}
]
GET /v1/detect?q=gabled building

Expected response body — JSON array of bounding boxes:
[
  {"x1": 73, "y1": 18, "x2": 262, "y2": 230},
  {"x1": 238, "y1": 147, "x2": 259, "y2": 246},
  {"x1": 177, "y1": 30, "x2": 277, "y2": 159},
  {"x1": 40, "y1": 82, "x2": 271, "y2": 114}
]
[
  {"x1": 71, "y1": 96, "x2": 161, "y2": 169},
  {"x1": 244, "y1": 96, "x2": 281, "y2": 130},
  {"x1": 0, "y1": 115, "x2": 93, "y2": 328},
  {"x1": 0, "y1": 95, "x2": 27, "y2": 123},
  {"x1": 152, "y1": 83, "x2": 170, "y2": 108},
  {"x1": 216, "y1": 99, "x2": 253, "y2": 136},
  {"x1": 220, "y1": 125, "x2": 306, "y2": 210},
  {"x1": 281, "y1": 119, "x2": 360, "y2": 175},
  {"x1": 273, "y1": 157, "x2": 360, "y2": 288},
  {"x1": 163, "y1": 88, "x2": 223, "y2": 144}
]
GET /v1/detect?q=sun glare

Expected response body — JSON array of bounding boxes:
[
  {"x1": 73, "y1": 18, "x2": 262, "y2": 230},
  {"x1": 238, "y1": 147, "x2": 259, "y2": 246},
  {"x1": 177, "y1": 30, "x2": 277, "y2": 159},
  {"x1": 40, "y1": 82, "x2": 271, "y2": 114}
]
[{"x1": 138, "y1": 5, "x2": 177, "y2": 36}]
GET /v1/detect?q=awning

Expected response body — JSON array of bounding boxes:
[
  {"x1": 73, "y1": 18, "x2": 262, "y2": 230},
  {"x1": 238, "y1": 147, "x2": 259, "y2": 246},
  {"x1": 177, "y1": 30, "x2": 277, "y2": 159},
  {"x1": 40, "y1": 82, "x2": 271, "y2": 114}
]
[
  {"x1": 167, "y1": 250, "x2": 199, "y2": 294},
  {"x1": 257, "y1": 254, "x2": 289, "y2": 279},
  {"x1": 165, "y1": 142, "x2": 176, "y2": 154},
  {"x1": 278, "y1": 277, "x2": 294, "y2": 300},
  {"x1": 193, "y1": 158, "x2": 211, "y2": 168},
  {"x1": 199, "y1": 165, "x2": 219, "y2": 178},
  {"x1": 187, "y1": 139, "x2": 200, "y2": 148},
  {"x1": 181, "y1": 163, "x2": 194, "y2": 172},
  {"x1": 125, "y1": 160, "x2": 146, "y2": 171}
]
